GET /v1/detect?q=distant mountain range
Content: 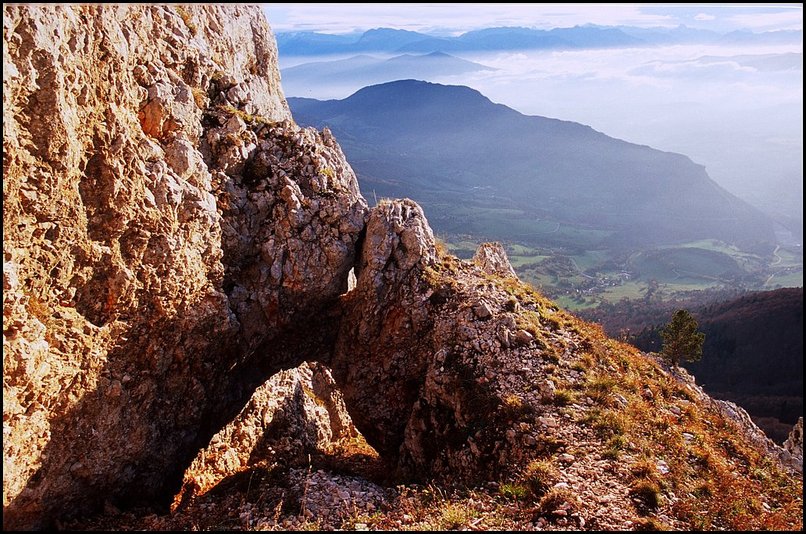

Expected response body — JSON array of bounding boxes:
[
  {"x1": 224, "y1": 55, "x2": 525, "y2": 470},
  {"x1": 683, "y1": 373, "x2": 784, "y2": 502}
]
[
  {"x1": 289, "y1": 80, "x2": 775, "y2": 250},
  {"x1": 281, "y1": 52, "x2": 494, "y2": 97},
  {"x1": 277, "y1": 25, "x2": 803, "y2": 56}
]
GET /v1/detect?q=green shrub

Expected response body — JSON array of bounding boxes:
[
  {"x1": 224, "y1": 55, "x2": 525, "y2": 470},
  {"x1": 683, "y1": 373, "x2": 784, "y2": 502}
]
[{"x1": 499, "y1": 483, "x2": 528, "y2": 501}]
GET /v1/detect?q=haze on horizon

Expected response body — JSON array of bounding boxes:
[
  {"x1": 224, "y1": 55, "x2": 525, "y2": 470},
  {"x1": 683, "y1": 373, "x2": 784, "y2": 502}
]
[{"x1": 265, "y1": 3, "x2": 804, "y2": 238}]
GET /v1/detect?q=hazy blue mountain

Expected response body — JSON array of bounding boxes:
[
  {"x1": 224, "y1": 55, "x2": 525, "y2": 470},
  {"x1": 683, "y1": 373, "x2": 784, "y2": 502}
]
[
  {"x1": 396, "y1": 26, "x2": 644, "y2": 52},
  {"x1": 275, "y1": 31, "x2": 357, "y2": 55},
  {"x1": 281, "y1": 52, "x2": 495, "y2": 96},
  {"x1": 277, "y1": 26, "x2": 802, "y2": 56},
  {"x1": 277, "y1": 28, "x2": 434, "y2": 55},
  {"x1": 547, "y1": 25, "x2": 644, "y2": 47},
  {"x1": 284, "y1": 54, "x2": 379, "y2": 78},
  {"x1": 279, "y1": 26, "x2": 644, "y2": 55},
  {"x1": 397, "y1": 27, "x2": 573, "y2": 52},
  {"x1": 275, "y1": 28, "x2": 434, "y2": 56},
  {"x1": 354, "y1": 28, "x2": 430, "y2": 50},
  {"x1": 289, "y1": 80, "x2": 775, "y2": 250},
  {"x1": 616, "y1": 24, "x2": 721, "y2": 44}
]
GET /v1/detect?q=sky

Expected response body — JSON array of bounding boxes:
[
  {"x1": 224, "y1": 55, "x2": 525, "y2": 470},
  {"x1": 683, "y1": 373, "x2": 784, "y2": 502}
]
[
  {"x1": 264, "y1": 3, "x2": 804, "y2": 35},
  {"x1": 264, "y1": 4, "x2": 803, "y2": 229}
]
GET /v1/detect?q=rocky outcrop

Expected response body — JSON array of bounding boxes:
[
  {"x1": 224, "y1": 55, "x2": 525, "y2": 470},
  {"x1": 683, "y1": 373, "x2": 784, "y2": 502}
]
[
  {"x1": 3, "y1": 5, "x2": 365, "y2": 529},
  {"x1": 713, "y1": 399, "x2": 799, "y2": 471},
  {"x1": 174, "y1": 362, "x2": 356, "y2": 507},
  {"x1": 784, "y1": 417, "x2": 803, "y2": 472},
  {"x1": 333, "y1": 204, "x2": 576, "y2": 481},
  {"x1": 473, "y1": 241, "x2": 517, "y2": 278},
  {"x1": 331, "y1": 199, "x2": 439, "y2": 459}
]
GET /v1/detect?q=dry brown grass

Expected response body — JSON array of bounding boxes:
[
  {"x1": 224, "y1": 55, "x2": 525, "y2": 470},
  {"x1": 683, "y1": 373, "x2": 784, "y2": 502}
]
[{"x1": 522, "y1": 459, "x2": 558, "y2": 500}]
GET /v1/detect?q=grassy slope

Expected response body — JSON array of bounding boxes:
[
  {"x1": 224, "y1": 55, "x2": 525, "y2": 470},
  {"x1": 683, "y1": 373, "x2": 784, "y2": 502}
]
[{"x1": 456, "y1": 259, "x2": 803, "y2": 530}]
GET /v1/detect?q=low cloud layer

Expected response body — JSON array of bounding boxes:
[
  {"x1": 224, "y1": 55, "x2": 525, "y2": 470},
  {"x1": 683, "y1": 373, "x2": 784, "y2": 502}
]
[
  {"x1": 450, "y1": 44, "x2": 802, "y2": 221},
  {"x1": 267, "y1": 4, "x2": 676, "y2": 35}
]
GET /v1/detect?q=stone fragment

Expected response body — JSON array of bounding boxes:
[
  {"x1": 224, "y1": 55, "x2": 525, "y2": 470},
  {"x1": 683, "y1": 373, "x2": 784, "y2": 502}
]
[{"x1": 472, "y1": 242, "x2": 517, "y2": 278}]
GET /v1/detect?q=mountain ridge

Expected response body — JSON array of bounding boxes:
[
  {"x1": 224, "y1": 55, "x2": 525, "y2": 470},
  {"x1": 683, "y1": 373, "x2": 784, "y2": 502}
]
[
  {"x1": 277, "y1": 25, "x2": 803, "y2": 56},
  {"x1": 290, "y1": 79, "x2": 775, "y2": 250}
]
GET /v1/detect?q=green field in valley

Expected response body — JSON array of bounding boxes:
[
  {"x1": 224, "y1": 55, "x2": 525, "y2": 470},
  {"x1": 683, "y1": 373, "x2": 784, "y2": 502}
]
[{"x1": 442, "y1": 233, "x2": 803, "y2": 312}]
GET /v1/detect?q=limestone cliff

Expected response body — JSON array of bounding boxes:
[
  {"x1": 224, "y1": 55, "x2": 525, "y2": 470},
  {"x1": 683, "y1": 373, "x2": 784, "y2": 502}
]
[
  {"x1": 3, "y1": 4, "x2": 802, "y2": 532},
  {"x1": 3, "y1": 5, "x2": 365, "y2": 529}
]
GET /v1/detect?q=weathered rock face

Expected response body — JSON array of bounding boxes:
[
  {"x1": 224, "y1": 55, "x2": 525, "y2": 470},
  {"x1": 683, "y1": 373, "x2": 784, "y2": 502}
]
[
  {"x1": 5, "y1": 4, "x2": 803, "y2": 531},
  {"x1": 175, "y1": 362, "x2": 356, "y2": 506},
  {"x1": 331, "y1": 200, "x2": 439, "y2": 458},
  {"x1": 333, "y1": 201, "x2": 576, "y2": 481},
  {"x1": 784, "y1": 417, "x2": 803, "y2": 472},
  {"x1": 3, "y1": 5, "x2": 365, "y2": 529},
  {"x1": 473, "y1": 241, "x2": 517, "y2": 278}
]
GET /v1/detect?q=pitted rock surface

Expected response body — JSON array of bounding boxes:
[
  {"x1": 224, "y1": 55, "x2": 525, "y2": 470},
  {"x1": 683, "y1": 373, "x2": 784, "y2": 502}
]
[{"x1": 3, "y1": 5, "x2": 365, "y2": 529}]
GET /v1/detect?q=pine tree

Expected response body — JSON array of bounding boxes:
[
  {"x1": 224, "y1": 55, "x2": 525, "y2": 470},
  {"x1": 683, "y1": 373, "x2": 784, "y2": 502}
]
[{"x1": 661, "y1": 309, "x2": 705, "y2": 367}]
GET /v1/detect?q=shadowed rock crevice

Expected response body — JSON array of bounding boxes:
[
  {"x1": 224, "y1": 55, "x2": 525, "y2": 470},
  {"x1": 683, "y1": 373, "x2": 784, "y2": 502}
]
[
  {"x1": 330, "y1": 200, "x2": 538, "y2": 482},
  {"x1": 331, "y1": 199, "x2": 439, "y2": 459}
]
